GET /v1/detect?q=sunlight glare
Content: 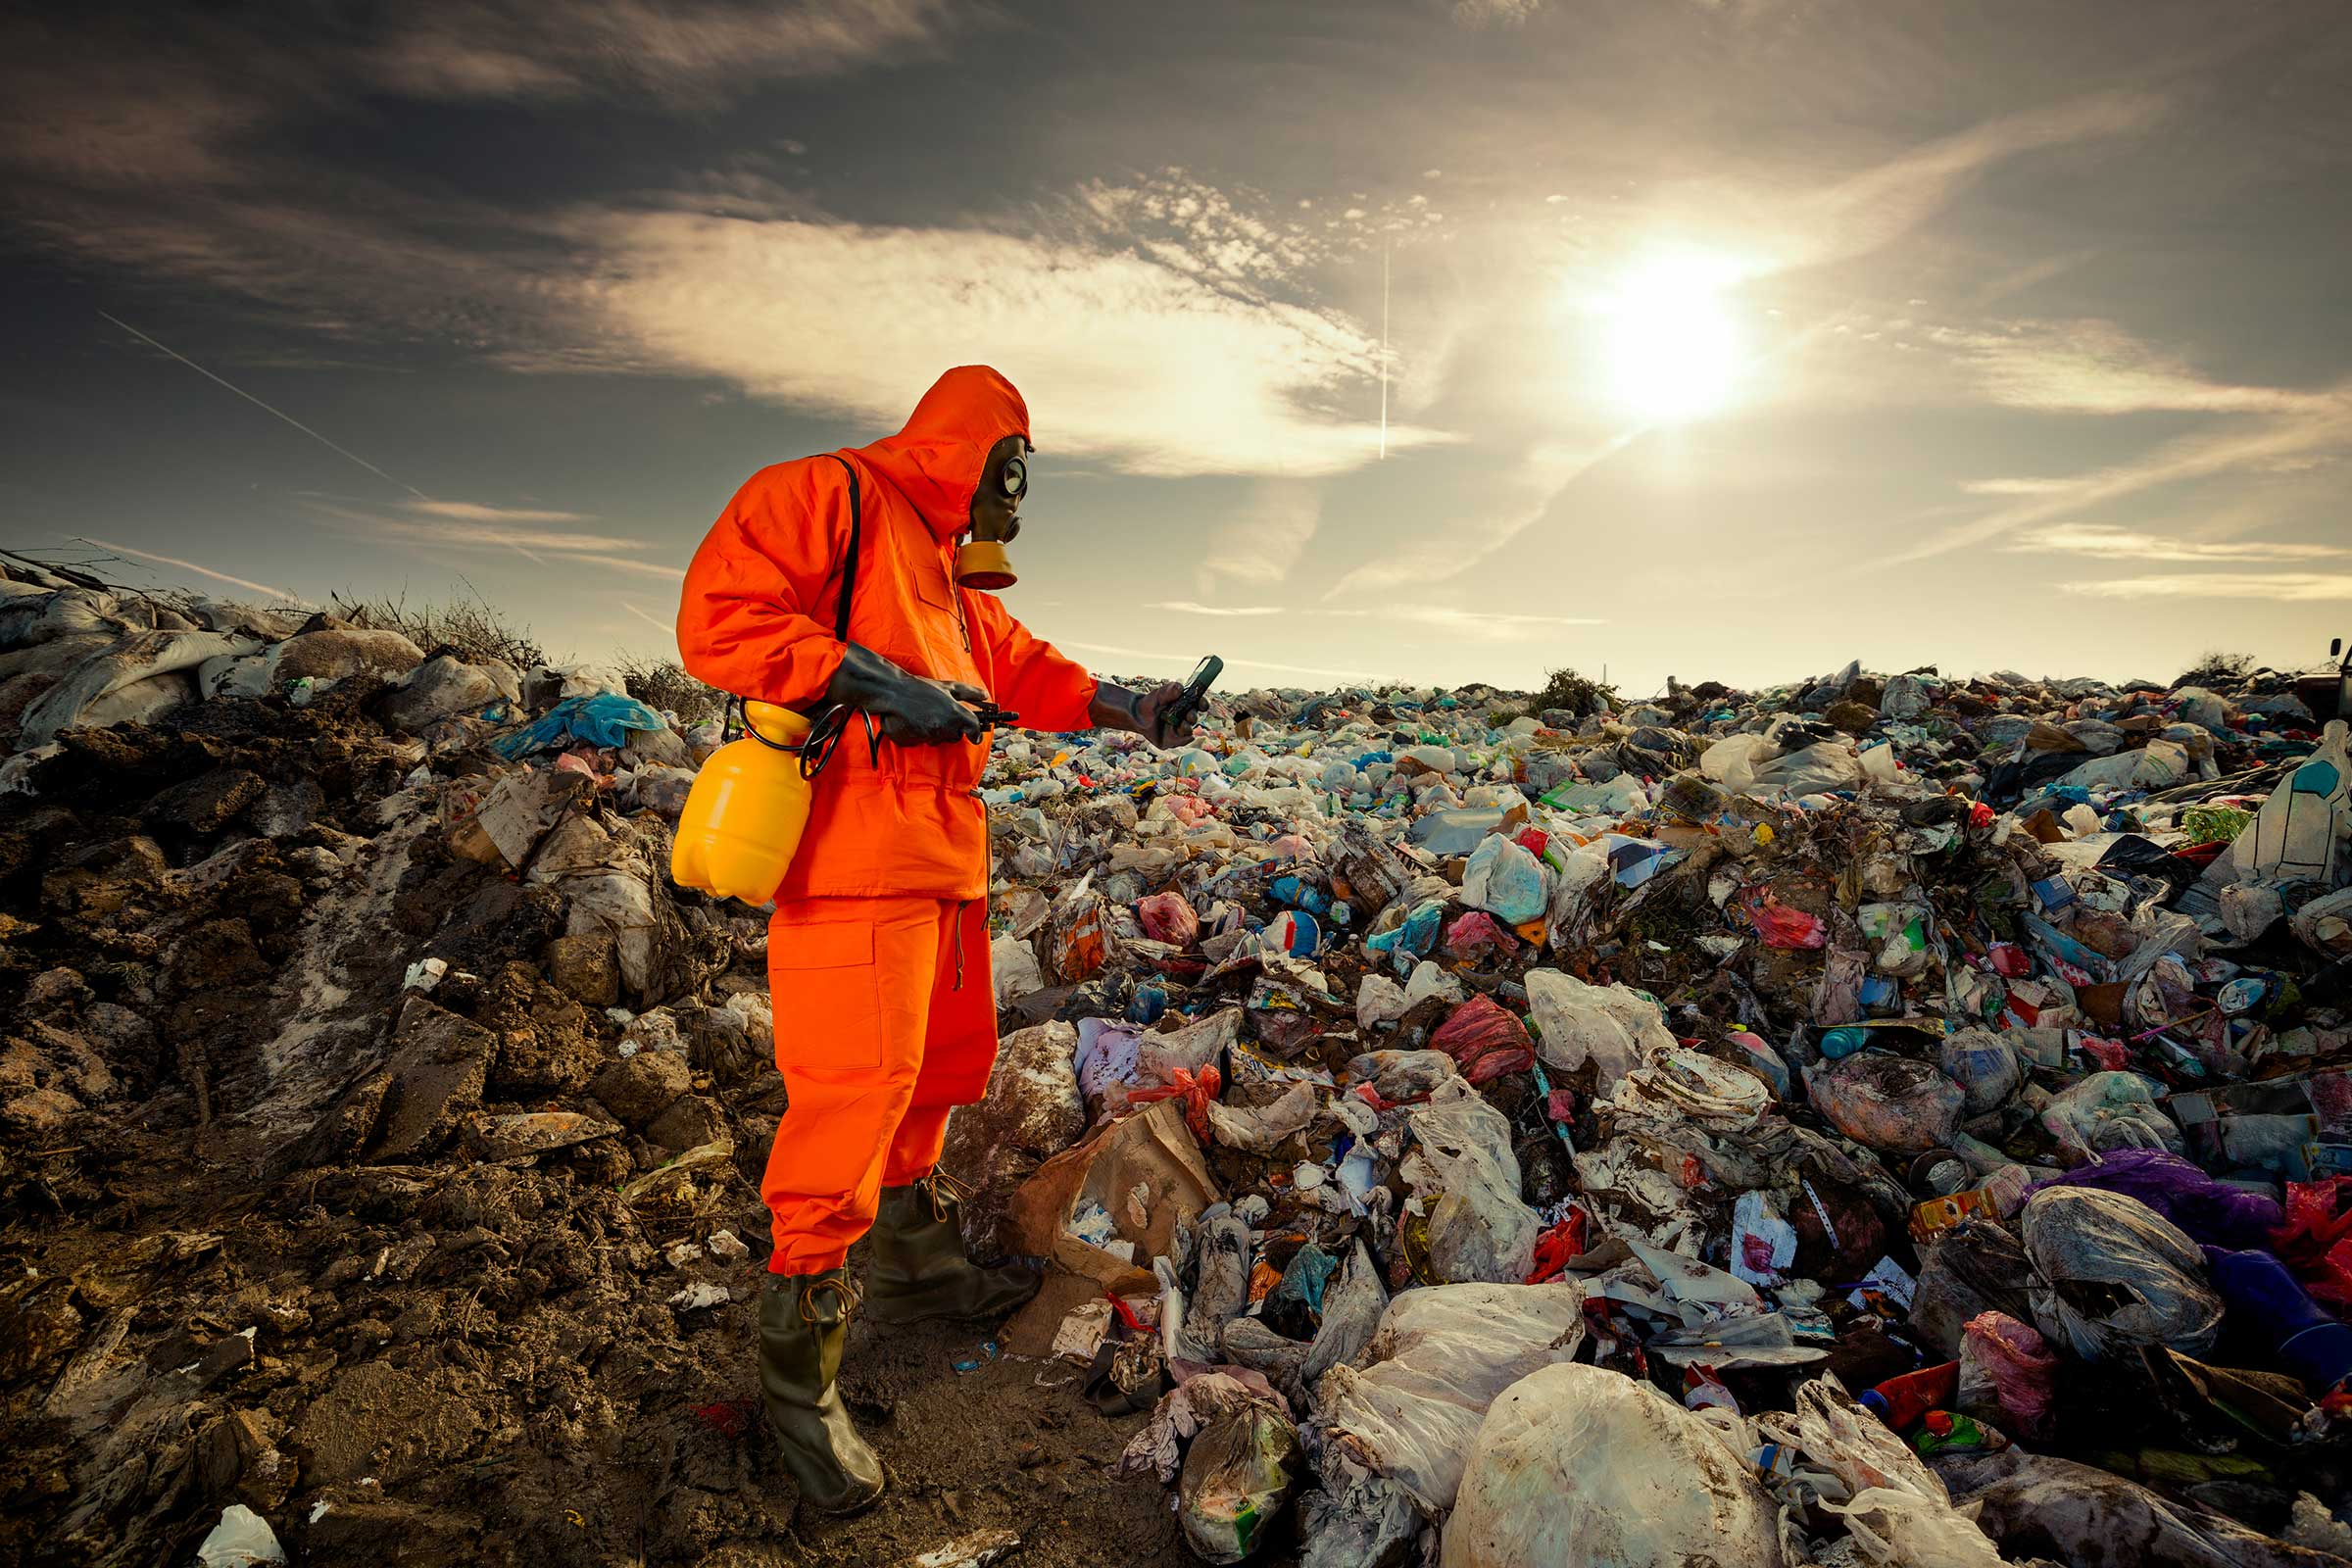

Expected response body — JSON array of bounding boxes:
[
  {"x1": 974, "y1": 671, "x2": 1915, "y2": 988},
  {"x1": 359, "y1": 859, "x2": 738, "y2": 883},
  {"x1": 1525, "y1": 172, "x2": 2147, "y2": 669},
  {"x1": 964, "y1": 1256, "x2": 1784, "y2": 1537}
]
[{"x1": 1596, "y1": 254, "x2": 1744, "y2": 423}]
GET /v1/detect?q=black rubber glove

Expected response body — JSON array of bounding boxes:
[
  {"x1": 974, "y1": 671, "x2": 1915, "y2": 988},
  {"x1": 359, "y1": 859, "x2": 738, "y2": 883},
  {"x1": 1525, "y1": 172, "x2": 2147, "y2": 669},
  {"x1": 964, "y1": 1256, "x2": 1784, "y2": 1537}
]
[
  {"x1": 823, "y1": 643, "x2": 988, "y2": 746},
  {"x1": 1090, "y1": 680, "x2": 1188, "y2": 748}
]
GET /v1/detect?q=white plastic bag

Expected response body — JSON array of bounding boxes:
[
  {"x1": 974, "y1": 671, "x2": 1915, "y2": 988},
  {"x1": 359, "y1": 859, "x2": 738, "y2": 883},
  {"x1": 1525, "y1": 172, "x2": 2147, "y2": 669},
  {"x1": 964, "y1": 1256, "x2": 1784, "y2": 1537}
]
[
  {"x1": 1463, "y1": 835, "x2": 1546, "y2": 924},
  {"x1": 1406, "y1": 1078, "x2": 1539, "y2": 1284},
  {"x1": 1314, "y1": 1281, "x2": 1587, "y2": 1515},
  {"x1": 1441, "y1": 1363, "x2": 1786, "y2": 1568},
  {"x1": 1766, "y1": 1376, "x2": 2007, "y2": 1568},
  {"x1": 196, "y1": 1505, "x2": 286, "y2": 1567},
  {"x1": 1524, "y1": 970, "x2": 1658, "y2": 1092},
  {"x1": 2020, "y1": 1187, "x2": 2224, "y2": 1360}
]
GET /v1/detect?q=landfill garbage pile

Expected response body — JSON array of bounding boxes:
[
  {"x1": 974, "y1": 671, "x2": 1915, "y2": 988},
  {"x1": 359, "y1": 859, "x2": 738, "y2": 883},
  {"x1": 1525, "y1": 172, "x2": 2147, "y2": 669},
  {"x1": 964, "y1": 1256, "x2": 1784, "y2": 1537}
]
[
  {"x1": 957, "y1": 656, "x2": 2352, "y2": 1567},
  {"x1": 8, "y1": 541, "x2": 2352, "y2": 1568},
  {"x1": 0, "y1": 560, "x2": 1179, "y2": 1567}
]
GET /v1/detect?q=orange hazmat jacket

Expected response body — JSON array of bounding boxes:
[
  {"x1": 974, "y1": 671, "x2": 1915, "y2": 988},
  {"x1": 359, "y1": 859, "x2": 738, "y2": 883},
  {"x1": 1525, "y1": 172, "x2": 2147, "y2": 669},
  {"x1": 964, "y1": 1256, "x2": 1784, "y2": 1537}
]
[{"x1": 675, "y1": 367, "x2": 1100, "y2": 901}]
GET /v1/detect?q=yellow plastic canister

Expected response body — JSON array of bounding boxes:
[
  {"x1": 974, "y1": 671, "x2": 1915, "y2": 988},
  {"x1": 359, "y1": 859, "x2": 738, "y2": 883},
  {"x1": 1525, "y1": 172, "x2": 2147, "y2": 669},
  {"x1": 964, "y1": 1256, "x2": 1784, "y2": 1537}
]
[{"x1": 669, "y1": 702, "x2": 814, "y2": 904}]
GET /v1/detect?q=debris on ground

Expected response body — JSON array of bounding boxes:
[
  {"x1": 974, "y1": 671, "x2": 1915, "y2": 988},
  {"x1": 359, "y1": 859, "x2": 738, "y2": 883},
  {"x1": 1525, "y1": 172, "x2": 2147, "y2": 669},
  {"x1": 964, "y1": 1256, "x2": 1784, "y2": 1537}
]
[{"x1": 6, "y1": 551, "x2": 2352, "y2": 1565}]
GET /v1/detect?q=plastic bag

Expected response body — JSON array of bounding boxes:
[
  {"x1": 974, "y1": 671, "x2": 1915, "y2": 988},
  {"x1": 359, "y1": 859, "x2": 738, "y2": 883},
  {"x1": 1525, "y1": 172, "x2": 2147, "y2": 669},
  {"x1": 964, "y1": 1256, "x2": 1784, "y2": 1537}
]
[
  {"x1": 1909, "y1": 1220, "x2": 2036, "y2": 1360},
  {"x1": 1938, "y1": 1447, "x2": 2338, "y2": 1568},
  {"x1": 1463, "y1": 835, "x2": 1547, "y2": 923},
  {"x1": 2019, "y1": 1187, "x2": 2224, "y2": 1360},
  {"x1": 196, "y1": 1505, "x2": 286, "y2": 1567},
  {"x1": 1180, "y1": 1398, "x2": 1301, "y2": 1563},
  {"x1": 1303, "y1": 1241, "x2": 1388, "y2": 1385},
  {"x1": 1355, "y1": 971, "x2": 1409, "y2": 1031},
  {"x1": 2037, "y1": 1071, "x2": 2183, "y2": 1158},
  {"x1": 1610, "y1": 1048, "x2": 1772, "y2": 1132},
  {"x1": 1313, "y1": 1280, "x2": 1587, "y2": 1515},
  {"x1": 1744, "y1": 890, "x2": 1827, "y2": 949},
  {"x1": 1809, "y1": 1051, "x2": 1964, "y2": 1154},
  {"x1": 1772, "y1": 1377, "x2": 2007, "y2": 1568},
  {"x1": 1406, "y1": 1078, "x2": 1540, "y2": 1283},
  {"x1": 1428, "y1": 996, "x2": 1536, "y2": 1086},
  {"x1": 2274, "y1": 1177, "x2": 2352, "y2": 1309},
  {"x1": 1524, "y1": 970, "x2": 1643, "y2": 1092},
  {"x1": 1956, "y1": 1311, "x2": 2057, "y2": 1443},
  {"x1": 1440, "y1": 1362, "x2": 1785, "y2": 1568},
  {"x1": 1138, "y1": 890, "x2": 1200, "y2": 947},
  {"x1": 1935, "y1": 1030, "x2": 2024, "y2": 1118},
  {"x1": 2026, "y1": 1148, "x2": 2281, "y2": 1250},
  {"x1": 2231, "y1": 719, "x2": 2350, "y2": 885}
]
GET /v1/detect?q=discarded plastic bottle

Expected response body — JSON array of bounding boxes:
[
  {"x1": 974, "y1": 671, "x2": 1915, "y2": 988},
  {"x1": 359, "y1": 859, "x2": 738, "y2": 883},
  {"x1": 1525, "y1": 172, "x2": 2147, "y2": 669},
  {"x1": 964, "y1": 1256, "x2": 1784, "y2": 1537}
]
[
  {"x1": 1819, "y1": 1026, "x2": 1871, "y2": 1059},
  {"x1": 670, "y1": 702, "x2": 814, "y2": 904},
  {"x1": 1270, "y1": 874, "x2": 1331, "y2": 916},
  {"x1": 1860, "y1": 1361, "x2": 1958, "y2": 1431}
]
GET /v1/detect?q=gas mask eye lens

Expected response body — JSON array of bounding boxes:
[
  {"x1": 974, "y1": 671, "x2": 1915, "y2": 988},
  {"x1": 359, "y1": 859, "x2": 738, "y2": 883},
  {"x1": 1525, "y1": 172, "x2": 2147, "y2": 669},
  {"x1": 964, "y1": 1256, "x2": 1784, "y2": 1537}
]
[{"x1": 1000, "y1": 456, "x2": 1027, "y2": 500}]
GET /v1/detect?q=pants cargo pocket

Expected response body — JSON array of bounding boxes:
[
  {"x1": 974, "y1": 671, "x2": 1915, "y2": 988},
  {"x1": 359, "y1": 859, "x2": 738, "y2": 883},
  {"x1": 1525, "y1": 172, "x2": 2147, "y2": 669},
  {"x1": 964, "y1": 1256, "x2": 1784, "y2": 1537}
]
[{"x1": 767, "y1": 919, "x2": 882, "y2": 1070}]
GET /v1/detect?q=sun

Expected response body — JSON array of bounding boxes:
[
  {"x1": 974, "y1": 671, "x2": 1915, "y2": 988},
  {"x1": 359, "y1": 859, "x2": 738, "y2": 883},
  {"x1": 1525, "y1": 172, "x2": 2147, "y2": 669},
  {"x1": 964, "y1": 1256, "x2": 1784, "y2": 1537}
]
[{"x1": 1595, "y1": 254, "x2": 1744, "y2": 423}]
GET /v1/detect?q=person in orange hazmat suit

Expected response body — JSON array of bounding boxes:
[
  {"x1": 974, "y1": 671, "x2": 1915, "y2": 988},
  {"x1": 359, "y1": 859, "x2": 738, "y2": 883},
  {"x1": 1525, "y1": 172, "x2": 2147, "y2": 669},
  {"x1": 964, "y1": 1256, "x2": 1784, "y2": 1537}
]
[{"x1": 675, "y1": 366, "x2": 1193, "y2": 1514}]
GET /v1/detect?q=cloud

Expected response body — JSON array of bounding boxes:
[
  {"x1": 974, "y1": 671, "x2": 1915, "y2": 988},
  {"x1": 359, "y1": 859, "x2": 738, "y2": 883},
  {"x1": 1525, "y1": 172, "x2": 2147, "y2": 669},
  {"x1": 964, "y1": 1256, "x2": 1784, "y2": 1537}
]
[
  {"x1": 1794, "y1": 93, "x2": 2167, "y2": 271},
  {"x1": 1450, "y1": 0, "x2": 1546, "y2": 25},
  {"x1": 617, "y1": 599, "x2": 682, "y2": 646},
  {"x1": 1962, "y1": 477, "x2": 2079, "y2": 496},
  {"x1": 1325, "y1": 435, "x2": 1636, "y2": 599},
  {"x1": 81, "y1": 536, "x2": 314, "y2": 607},
  {"x1": 1943, "y1": 319, "x2": 2340, "y2": 416},
  {"x1": 1150, "y1": 601, "x2": 1284, "y2": 617},
  {"x1": 407, "y1": 501, "x2": 590, "y2": 523},
  {"x1": 1869, "y1": 384, "x2": 2352, "y2": 569},
  {"x1": 563, "y1": 211, "x2": 1445, "y2": 477},
  {"x1": 2002, "y1": 524, "x2": 2346, "y2": 564},
  {"x1": 1198, "y1": 480, "x2": 1325, "y2": 589},
  {"x1": 1146, "y1": 598, "x2": 1605, "y2": 638},
  {"x1": 1059, "y1": 640, "x2": 1376, "y2": 683},
  {"x1": 313, "y1": 503, "x2": 686, "y2": 580},
  {"x1": 2063, "y1": 573, "x2": 2352, "y2": 602},
  {"x1": 368, "y1": 0, "x2": 958, "y2": 103}
]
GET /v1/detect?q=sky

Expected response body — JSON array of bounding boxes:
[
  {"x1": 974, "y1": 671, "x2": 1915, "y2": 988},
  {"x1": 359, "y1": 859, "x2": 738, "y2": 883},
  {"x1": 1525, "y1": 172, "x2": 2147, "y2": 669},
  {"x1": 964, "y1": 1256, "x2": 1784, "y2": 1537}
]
[{"x1": 3, "y1": 0, "x2": 2349, "y2": 701}]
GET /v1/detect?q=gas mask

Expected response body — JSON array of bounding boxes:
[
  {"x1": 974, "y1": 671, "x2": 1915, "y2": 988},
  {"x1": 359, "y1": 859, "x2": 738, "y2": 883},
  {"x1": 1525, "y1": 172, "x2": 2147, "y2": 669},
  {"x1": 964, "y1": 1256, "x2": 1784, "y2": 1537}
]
[{"x1": 955, "y1": 452, "x2": 1024, "y2": 590}]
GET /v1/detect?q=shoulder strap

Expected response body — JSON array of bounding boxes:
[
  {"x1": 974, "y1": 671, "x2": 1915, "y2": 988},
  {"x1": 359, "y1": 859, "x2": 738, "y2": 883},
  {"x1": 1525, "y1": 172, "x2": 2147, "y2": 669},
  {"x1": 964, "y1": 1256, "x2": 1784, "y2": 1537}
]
[{"x1": 824, "y1": 454, "x2": 861, "y2": 643}]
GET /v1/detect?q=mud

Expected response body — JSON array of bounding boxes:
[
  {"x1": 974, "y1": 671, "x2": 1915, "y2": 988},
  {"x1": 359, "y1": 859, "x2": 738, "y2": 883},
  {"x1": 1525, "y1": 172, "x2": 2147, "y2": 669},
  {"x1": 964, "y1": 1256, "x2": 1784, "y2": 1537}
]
[{"x1": 0, "y1": 690, "x2": 1217, "y2": 1567}]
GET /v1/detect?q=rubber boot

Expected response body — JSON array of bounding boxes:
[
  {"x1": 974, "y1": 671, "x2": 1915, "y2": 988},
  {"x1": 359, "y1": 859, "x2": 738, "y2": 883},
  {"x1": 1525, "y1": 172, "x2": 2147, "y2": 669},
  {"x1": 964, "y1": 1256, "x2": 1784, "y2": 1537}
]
[
  {"x1": 759, "y1": 1270, "x2": 886, "y2": 1516},
  {"x1": 866, "y1": 1171, "x2": 1042, "y2": 1326}
]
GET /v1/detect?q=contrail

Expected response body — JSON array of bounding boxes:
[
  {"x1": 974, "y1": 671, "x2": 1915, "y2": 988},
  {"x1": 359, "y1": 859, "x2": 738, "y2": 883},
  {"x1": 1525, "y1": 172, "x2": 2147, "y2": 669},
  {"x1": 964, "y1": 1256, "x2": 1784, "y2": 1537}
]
[
  {"x1": 1379, "y1": 244, "x2": 1390, "y2": 462},
  {"x1": 81, "y1": 535, "x2": 313, "y2": 607},
  {"x1": 98, "y1": 311, "x2": 432, "y2": 503},
  {"x1": 618, "y1": 599, "x2": 678, "y2": 639}
]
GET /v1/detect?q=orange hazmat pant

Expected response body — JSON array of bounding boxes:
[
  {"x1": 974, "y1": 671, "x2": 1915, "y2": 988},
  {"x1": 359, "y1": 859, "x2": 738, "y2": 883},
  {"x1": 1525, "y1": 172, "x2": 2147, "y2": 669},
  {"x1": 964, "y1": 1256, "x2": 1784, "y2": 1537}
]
[{"x1": 760, "y1": 895, "x2": 997, "y2": 1275}]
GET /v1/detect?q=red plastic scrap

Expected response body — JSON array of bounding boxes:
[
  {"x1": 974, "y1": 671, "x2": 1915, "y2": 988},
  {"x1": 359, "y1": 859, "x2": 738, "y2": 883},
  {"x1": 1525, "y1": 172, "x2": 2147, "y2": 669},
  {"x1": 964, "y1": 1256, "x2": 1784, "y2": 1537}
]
[
  {"x1": 2274, "y1": 1178, "x2": 2352, "y2": 1308},
  {"x1": 1741, "y1": 890, "x2": 1827, "y2": 950},
  {"x1": 1428, "y1": 995, "x2": 1536, "y2": 1085},
  {"x1": 1129, "y1": 1064, "x2": 1221, "y2": 1142},
  {"x1": 1525, "y1": 1209, "x2": 1592, "y2": 1285}
]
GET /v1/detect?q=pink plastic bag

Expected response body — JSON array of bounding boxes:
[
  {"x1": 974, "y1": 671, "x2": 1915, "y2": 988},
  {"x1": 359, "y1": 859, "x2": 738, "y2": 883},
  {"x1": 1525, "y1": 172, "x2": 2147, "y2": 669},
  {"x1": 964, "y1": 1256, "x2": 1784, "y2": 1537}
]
[
  {"x1": 1137, "y1": 891, "x2": 1200, "y2": 948},
  {"x1": 1742, "y1": 890, "x2": 1826, "y2": 949},
  {"x1": 1957, "y1": 1310, "x2": 2057, "y2": 1442},
  {"x1": 1444, "y1": 909, "x2": 1518, "y2": 962},
  {"x1": 1428, "y1": 995, "x2": 1535, "y2": 1085}
]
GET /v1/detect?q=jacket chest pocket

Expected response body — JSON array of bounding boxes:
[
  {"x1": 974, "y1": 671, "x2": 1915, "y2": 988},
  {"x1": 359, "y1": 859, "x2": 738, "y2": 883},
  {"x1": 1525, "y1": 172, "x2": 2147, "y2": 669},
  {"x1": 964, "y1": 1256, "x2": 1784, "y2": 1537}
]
[{"x1": 909, "y1": 557, "x2": 982, "y2": 688}]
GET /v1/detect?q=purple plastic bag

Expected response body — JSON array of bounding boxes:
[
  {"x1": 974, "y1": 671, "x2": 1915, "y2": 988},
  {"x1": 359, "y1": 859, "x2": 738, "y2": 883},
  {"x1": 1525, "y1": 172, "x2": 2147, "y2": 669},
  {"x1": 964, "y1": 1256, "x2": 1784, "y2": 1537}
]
[{"x1": 2029, "y1": 1149, "x2": 2282, "y2": 1250}]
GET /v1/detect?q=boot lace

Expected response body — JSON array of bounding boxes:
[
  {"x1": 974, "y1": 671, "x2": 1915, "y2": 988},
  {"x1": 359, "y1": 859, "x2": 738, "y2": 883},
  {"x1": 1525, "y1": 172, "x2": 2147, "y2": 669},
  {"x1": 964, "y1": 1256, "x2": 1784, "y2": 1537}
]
[
  {"x1": 918, "y1": 1169, "x2": 972, "y2": 1225},
  {"x1": 797, "y1": 1274, "x2": 862, "y2": 1326}
]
